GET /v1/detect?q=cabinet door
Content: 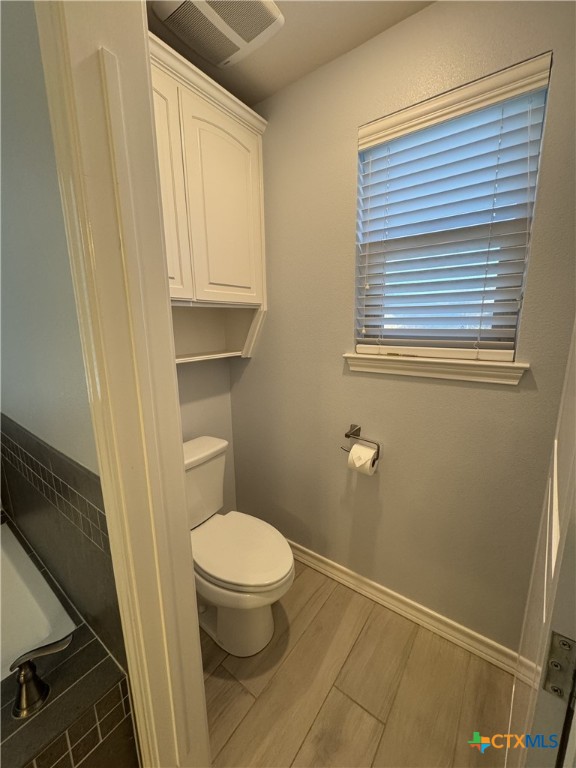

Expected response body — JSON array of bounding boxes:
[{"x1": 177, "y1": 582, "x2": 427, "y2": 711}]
[
  {"x1": 151, "y1": 66, "x2": 194, "y2": 300},
  {"x1": 179, "y1": 88, "x2": 264, "y2": 305}
]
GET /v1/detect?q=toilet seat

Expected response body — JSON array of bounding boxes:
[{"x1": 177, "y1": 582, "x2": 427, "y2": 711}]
[
  {"x1": 195, "y1": 564, "x2": 295, "y2": 595},
  {"x1": 190, "y1": 511, "x2": 293, "y2": 593}
]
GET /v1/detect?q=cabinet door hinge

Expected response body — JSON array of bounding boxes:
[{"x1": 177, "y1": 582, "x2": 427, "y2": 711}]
[{"x1": 544, "y1": 631, "x2": 576, "y2": 702}]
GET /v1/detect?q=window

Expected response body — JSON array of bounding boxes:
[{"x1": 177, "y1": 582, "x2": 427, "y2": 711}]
[{"x1": 347, "y1": 54, "x2": 552, "y2": 384}]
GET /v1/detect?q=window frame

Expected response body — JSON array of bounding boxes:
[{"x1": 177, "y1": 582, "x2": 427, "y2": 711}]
[{"x1": 345, "y1": 53, "x2": 552, "y2": 385}]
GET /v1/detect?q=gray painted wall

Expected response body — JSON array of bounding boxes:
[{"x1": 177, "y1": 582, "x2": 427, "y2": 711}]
[
  {"x1": 178, "y1": 360, "x2": 237, "y2": 513},
  {"x1": 230, "y1": 1, "x2": 576, "y2": 650},
  {"x1": 1, "y1": 1, "x2": 98, "y2": 473}
]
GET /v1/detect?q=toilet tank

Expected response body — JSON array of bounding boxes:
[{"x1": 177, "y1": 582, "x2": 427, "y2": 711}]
[{"x1": 183, "y1": 436, "x2": 228, "y2": 528}]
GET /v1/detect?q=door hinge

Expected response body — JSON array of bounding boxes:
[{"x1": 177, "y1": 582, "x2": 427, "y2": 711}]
[{"x1": 544, "y1": 631, "x2": 576, "y2": 702}]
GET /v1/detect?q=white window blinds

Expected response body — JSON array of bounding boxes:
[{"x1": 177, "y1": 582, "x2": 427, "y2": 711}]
[{"x1": 356, "y1": 84, "x2": 548, "y2": 358}]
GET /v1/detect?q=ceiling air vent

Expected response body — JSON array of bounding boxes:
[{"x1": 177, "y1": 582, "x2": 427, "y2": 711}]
[{"x1": 151, "y1": 1, "x2": 284, "y2": 68}]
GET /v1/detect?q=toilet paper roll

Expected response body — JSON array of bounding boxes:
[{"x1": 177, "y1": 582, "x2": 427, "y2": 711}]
[{"x1": 347, "y1": 442, "x2": 378, "y2": 476}]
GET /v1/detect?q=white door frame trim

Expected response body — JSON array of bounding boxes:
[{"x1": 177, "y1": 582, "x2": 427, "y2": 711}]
[
  {"x1": 34, "y1": 3, "x2": 210, "y2": 766},
  {"x1": 506, "y1": 320, "x2": 576, "y2": 766}
]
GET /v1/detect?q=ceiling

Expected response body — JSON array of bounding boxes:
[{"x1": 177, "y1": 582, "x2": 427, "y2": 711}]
[{"x1": 147, "y1": 1, "x2": 431, "y2": 106}]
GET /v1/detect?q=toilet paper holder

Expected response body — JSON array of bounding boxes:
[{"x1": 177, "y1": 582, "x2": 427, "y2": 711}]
[{"x1": 342, "y1": 424, "x2": 380, "y2": 462}]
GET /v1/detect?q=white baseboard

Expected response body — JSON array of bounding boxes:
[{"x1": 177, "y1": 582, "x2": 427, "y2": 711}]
[{"x1": 290, "y1": 540, "x2": 527, "y2": 681}]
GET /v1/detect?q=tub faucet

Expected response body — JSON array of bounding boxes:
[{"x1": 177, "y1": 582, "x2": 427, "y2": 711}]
[{"x1": 10, "y1": 633, "x2": 74, "y2": 719}]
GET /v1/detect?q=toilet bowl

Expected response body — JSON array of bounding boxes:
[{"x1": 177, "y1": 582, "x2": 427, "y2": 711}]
[
  {"x1": 184, "y1": 437, "x2": 294, "y2": 657},
  {"x1": 191, "y1": 510, "x2": 294, "y2": 656}
]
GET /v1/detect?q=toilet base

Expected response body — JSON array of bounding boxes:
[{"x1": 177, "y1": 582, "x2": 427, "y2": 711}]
[{"x1": 198, "y1": 600, "x2": 274, "y2": 657}]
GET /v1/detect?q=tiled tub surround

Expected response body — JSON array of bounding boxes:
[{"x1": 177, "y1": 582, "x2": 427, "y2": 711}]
[
  {"x1": 1, "y1": 422, "x2": 110, "y2": 555},
  {"x1": 1, "y1": 619, "x2": 137, "y2": 768},
  {"x1": 29, "y1": 681, "x2": 135, "y2": 768},
  {"x1": 0, "y1": 414, "x2": 124, "y2": 664},
  {"x1": 1, "y1": 414, "x2": 139, "y2": 767}
]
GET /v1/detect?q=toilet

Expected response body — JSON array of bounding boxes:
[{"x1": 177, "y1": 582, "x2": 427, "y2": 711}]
[{"x1": 184, "y1": 436, "x2": 294, "y2": 657}]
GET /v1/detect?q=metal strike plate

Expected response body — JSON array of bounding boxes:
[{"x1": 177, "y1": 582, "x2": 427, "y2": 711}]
[{"x1": 543, "y1": 631, "x2": 576, "y2": 701}]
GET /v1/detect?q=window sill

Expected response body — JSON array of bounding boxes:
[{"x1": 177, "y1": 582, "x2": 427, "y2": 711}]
[{"x1": 343, "y1": 352, "x2": 529, "y2": 385}]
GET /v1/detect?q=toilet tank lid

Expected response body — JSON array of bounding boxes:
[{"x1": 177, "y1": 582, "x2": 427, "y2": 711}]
[{"x1": 183, "y1": 436, "x2": 228, "y2": 469}]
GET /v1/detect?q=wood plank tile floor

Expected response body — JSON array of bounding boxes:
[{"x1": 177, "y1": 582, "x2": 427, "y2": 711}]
[{"x1": 201, "y1": 561, "x2": 513, "y2": 768}]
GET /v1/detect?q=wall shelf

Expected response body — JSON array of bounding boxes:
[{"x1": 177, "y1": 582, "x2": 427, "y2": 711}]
[
  {"x1": 172, "y1": 305, "x2": 265, "y2": 364},
  {"x1": 176, "y1": 351, "x2": 243, "y2": 364}
]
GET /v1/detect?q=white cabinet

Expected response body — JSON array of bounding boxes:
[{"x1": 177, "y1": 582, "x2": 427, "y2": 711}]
[
  {"x1": 179, "y1": 89, "x2": 263, "y2": 304},
  {"x1": 151, "y1": 67, "x2": 194, "y2": 300},
  {"x1": 150, "y1": 35, "x2": 266, "y2": 307}
]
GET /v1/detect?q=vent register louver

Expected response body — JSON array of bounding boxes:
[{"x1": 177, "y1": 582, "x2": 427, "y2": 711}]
[{"x1": 152, "y1": 0, "x2": 284, "y2": 67}]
